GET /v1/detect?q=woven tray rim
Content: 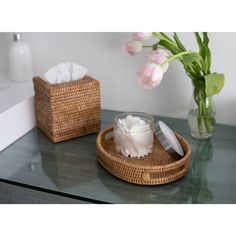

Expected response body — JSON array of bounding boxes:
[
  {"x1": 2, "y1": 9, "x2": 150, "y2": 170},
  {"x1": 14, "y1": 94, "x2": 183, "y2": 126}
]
[{"x1": 96, "y1": 127, "x2": 191, "y2": 171}]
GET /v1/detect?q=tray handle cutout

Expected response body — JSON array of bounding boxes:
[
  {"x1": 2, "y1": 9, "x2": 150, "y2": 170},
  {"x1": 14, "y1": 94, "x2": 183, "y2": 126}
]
[
  {"x1": 141, "y1": 165, "x2": 187, "y2": 182},
  {"x1": 100, "y1": 127, "x2": 113, "y2": 144}
]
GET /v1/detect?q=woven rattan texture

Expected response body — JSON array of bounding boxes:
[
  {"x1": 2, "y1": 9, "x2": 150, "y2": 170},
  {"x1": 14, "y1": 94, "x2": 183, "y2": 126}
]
[
  {"x1": 33, "y1": 76, "x2": 101, "y2": 142},
  {"x1": 96, "y1": 127, "x2": 191, "y2": 185}
]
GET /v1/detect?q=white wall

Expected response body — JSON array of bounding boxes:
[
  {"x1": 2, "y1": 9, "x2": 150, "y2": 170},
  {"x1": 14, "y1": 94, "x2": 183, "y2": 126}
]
[{"x1": 0, "y1": 32, "x2": 235, "y2": 126}]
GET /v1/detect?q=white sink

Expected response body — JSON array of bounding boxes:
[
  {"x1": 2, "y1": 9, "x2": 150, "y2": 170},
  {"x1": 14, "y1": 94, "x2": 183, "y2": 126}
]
[{"x1": 0, "y1": 73, "x2": 36, "y2": 151}]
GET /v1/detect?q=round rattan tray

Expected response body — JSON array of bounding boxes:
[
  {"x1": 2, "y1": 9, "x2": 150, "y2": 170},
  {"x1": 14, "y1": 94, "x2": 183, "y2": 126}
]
[{"x1": 96, "y1": 127, "x2": 191, "y2": 185}]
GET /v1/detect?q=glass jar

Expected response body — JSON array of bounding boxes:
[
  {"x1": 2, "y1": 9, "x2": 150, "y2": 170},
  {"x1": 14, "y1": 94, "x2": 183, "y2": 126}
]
[{"x1": 113, "y1": 112, "x2": 154, "y2": 159}]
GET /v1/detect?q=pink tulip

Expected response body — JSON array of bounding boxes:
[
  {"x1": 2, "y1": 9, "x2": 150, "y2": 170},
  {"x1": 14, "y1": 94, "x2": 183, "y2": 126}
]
[
  {"x1": 132, "y1": 32, "x2": 152, "y2": 41},
  {"x1": 147, "y1": 49, "x2": 169, "y2": 73},
  {"x1": 126, "y1": 41, "x2": 143, "y2": 56},
  {"x1": 137, "y1": 63, "x2": 164, "y2": 90}
]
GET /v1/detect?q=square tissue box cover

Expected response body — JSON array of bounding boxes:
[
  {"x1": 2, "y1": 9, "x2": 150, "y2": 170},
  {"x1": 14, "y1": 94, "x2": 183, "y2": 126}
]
[{"x1": 33, "y1": 76, "x2": 101, "y2": 143}]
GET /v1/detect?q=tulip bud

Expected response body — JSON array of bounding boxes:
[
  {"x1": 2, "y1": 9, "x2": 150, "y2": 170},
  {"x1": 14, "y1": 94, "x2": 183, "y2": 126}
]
[
  {"x1": 132, "y1": 32, "x2": 152, "y2": 41},
  {"x1": 126, "y1": 40, "x2": 143, "y2": 56},
  {"x1": 147, "y1": 49, "x2": 169, "y2": 73},
  {"x1": 137, "y1": 63, "x2": 164, "y2": 89}
]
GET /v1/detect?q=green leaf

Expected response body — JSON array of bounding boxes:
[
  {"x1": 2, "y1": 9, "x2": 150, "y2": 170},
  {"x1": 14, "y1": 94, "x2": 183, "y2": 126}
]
[
  {"x1": 203, "y1": 32, "x2": 209, "y2": 46},
  {"x1": 203, "y1": 32, "x2": 211, "y2": 74},
  {"x1": 194, "y1": 32, "x2": 205, "y2": 57},
  {"x1": 204, "y1": 73, "x2": 225, "y2": 96},
  {"x1": 204, "y1": 50, "x2": 211, "y2": 74},
  {"x1": 173, "y1": 32, "x2": 186, "y2": 51},
  {"x1": 195, "y1": 32, "x2": 208, "y2": 61},
  {"x1": 158, "y1": 39, "x2": 179, "y2": 54},
  {"x1": 207, "y1": 49, "x2": 211, "y2": 73},
  {"x1": 181, "y1": 53, "x2": 202, "y2": 65},
  {"x1": 194, "y1": 32, "x2": 213, "y2": 75},
  {"x1": 159, "y1": 32, "x2": 175, "y2": 43}
]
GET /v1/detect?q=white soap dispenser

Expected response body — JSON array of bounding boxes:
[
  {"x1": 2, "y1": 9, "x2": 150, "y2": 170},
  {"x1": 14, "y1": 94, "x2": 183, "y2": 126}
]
[{"x1": 8, "y1": 33, "x2": 33, "y2": 82}]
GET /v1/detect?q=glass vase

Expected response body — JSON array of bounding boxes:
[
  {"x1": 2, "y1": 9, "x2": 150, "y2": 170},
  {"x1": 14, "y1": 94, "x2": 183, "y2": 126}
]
[{"x1": 188, "y1": 80, "x2": 216, "y2": 139}]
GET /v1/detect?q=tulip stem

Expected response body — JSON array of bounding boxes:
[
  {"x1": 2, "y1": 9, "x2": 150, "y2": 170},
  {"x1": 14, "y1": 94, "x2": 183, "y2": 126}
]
[
  {"x1": 143, "y1": 45, "x2": 153, "y2": 48},
  {"x1": 161, "y1": 51, "x2": 192, "y2": 66}
]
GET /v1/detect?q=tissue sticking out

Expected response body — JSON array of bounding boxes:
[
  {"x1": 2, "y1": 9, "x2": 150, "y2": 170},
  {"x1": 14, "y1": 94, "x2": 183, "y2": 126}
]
[
  {"x1": 43, "y1": 62, "x2": 88, "y2": 84},
  {"x1": 114, "y1": 115, "x2": 154, "y2": 158}
]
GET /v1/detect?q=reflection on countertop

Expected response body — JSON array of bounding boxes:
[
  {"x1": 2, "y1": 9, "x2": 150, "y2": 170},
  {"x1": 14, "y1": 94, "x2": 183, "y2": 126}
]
[{"x1": 0, "y1": 110, "x2": 236, "y2": 203}]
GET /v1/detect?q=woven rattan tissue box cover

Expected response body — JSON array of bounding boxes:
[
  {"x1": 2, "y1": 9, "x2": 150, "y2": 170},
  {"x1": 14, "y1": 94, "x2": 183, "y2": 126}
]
[{"x1": 33, "y1": 76, "x2": 101, "y2": 143}]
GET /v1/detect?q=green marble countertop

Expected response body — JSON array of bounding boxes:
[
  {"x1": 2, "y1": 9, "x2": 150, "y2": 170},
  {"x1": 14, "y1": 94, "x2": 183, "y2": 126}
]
[{"x1": 0, "y1": 109, "x2": 236, "y2": 203}]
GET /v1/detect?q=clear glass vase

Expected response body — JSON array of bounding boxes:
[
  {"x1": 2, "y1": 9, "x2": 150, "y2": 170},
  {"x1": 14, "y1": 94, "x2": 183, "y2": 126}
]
[{"x1": 188, "y1": 81, "x2": 216, "y2": 139}]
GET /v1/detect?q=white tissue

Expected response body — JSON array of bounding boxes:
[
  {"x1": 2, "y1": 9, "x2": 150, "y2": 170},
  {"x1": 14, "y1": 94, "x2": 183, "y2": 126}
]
[{"x1": 43, "y1": 62, "x2": 88, "y2": 84}]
